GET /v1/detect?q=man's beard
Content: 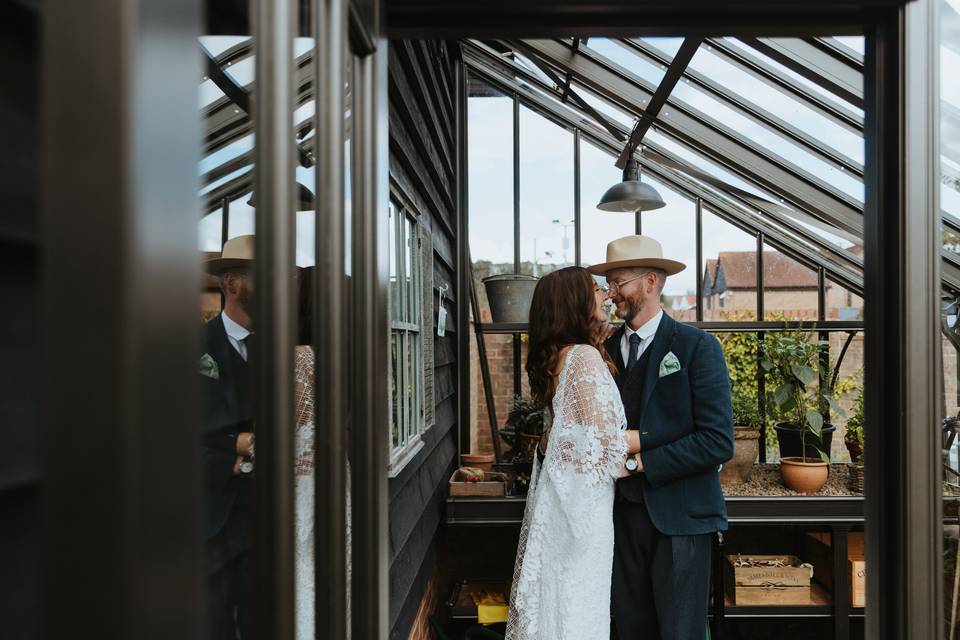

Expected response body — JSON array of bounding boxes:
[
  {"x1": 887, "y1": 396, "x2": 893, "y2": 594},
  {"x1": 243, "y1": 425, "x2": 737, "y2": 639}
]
[{"x1": 615, "y1": 297, "x2": 643, "y2": 323}]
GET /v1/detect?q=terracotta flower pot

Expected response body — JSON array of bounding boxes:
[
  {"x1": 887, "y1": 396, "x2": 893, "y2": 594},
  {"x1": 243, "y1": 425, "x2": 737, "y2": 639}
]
[
  {"x1": 719, "y1": 426, "x2": 759, "y2": 486},
  {"x1": 780, "y1": 457, "x2": 829, "y2": 494},
  {"x1": 460, "y1": 454, "x2": 495, "y2": 473}
]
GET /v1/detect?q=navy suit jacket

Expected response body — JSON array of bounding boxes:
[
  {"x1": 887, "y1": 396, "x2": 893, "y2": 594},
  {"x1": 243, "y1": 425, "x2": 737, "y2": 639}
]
[
  {"x1": 201, "y1": 315, "x2": 253, "y2": 540},
  {"x1": 606, "y1": 312, "x2": 734, "y2": 535}
]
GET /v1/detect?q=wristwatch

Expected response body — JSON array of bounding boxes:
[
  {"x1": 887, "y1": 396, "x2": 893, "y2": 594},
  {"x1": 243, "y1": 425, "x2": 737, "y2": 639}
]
[
  {"x1": 624, "y1": 455, "x2": 640, "y2": 474},
  {"x1": 239, "y1": 458, "x2": 255, "y2": 475}
]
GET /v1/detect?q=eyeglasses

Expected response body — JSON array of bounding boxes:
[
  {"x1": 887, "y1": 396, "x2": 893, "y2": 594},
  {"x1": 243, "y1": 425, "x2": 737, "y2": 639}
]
[{"x1": 607, "y1": 273, "x2": 647, "y2": 293}]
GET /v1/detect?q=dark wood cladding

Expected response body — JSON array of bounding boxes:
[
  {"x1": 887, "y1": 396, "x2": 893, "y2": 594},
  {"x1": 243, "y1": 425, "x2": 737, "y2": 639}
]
[{"x1": 387, "y1": 39, "x2": 460, "y2": 638}]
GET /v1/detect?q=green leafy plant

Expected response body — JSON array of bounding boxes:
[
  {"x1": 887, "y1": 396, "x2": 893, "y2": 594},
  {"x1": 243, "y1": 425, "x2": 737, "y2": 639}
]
[
  {"x1": 844, "y1": 380, "x2": 864, "y2": 459},
  {"x1": 758, "y1": 331, "x2": 845, "y2": 463},
  {"x1": 732, "y1": 389, "x2": 762, "y2": 429}
]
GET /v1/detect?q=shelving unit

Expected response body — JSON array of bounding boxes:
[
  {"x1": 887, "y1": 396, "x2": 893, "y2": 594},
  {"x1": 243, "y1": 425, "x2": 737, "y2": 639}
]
[{"x1": 445, "y1": 494, "x2": 865, "y2": 639}]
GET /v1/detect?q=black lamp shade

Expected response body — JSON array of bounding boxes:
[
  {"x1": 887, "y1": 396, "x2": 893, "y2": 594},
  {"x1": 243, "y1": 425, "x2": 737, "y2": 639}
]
[
  {"x1": 596, "y1": 158, "x2": 666, "y2": 212},
  {"x1": 247, "y1": 182, "x2": 317, "y2": 211}
]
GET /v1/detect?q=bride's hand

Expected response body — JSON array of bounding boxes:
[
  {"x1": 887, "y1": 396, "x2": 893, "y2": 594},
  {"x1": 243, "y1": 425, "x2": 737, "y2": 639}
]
[{"x1": 538, "y1": 428, "x2": 551, "y2": 456}]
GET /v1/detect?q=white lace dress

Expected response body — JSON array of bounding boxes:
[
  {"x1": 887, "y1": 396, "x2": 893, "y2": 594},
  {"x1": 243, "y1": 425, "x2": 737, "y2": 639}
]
[
  {"x1": 506, "y1": 344, "x2": 628, "y2": 640},
  {"x1": 294, "y1": 346, "x2": 351, "y2": 640}
]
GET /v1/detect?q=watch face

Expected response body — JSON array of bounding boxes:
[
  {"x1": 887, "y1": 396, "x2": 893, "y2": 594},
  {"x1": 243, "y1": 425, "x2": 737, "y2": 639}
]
[
  {"x1": 240, "y1": 460, "x2": 255, "y2": 474},
  {"x1": 625, "y1": 458, "x2": 638, "y2": 471}
]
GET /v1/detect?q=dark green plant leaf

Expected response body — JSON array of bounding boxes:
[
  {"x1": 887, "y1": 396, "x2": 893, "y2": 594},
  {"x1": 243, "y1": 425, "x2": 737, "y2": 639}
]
[
  {"x1": 773, "y1": 383, "x2": 795, "y2": 408},
  {"x1": 806, "y1": 409, "x2": 823, "y2": 435}
]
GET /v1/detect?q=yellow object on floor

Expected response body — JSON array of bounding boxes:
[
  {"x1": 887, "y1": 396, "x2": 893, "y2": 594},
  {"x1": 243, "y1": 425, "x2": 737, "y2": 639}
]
[{"x1": 477, "y1": 603, "x2": 509, "y2": 624}]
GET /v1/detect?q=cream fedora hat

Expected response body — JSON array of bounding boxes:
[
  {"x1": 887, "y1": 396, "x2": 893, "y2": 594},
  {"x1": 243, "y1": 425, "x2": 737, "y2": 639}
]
[
  {"x1": 204, "y1": 234, "x2": 255, "y2": 274},
  {"x1": 587, "y1": 235, "x2": 686, "y2": 276}
]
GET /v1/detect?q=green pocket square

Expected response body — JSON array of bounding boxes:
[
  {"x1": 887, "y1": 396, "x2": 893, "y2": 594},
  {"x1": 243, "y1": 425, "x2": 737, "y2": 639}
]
[
  {"x1": 658, "y1": 351, "x2": 681, "y2": 378},
  {"x1": 199, "y1": 353, "x2": 220, "y2": 380}
]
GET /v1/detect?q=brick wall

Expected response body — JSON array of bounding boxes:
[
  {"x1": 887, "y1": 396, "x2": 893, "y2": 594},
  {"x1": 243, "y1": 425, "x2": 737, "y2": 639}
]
[{"x1": 405, "y1": 568, "x2": 441, "y2": 640}]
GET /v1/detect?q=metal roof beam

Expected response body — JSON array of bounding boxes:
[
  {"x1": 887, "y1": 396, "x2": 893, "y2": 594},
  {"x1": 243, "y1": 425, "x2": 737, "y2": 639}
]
[
  {"x1": 614, "y1": 37, "x2": 701, "y2": 168},
  {"x1": 518, "y1": 38, "x2": 864, "y2": 237}
]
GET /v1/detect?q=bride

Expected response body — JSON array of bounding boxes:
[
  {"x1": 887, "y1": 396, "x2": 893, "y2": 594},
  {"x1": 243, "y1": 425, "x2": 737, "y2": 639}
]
[{"x1": 506, "y1": 267, "x2": 642, "y2": 640}]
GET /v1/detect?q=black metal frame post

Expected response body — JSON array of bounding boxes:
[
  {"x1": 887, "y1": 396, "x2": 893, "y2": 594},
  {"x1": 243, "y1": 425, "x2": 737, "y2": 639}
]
[
  {"x1": 253, "y1": 0, "x2": 298, "y2": 635},
  {"x1": 513, "y1": 92, "x2": 522, "y2": 399},
  {"x1": 864, "y1": 3, "x2": 943, "y2": 638},
  {"x1": 350, "y1": 33, "x2": 391, "y2": 640},
  {"x1": 457, "y1": 60, "x2": 473, "y2": 458},
  {"x1": 313, "y1": 0, "x2": 348, "y2": 636}
]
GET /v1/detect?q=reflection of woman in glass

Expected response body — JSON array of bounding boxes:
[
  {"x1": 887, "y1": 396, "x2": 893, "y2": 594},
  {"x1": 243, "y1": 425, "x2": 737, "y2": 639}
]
[{"x1": 294, "y1": 267, "x2": 351, "y2": 640}]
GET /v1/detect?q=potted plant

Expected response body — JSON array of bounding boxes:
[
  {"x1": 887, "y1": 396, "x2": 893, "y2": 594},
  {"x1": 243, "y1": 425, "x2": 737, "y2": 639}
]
[
  {"x1": 499, "y1": 396, "x2": 546, "y2": 494},
  {"x1": 844, "y1": 383, "x2": 864, "y2": 464},
  {"x1": 760, "y1": 331, "x2": 844, "y2": 493},
  {"x1": 720, "y1": 391, "x2": 761, "y2": 486}
]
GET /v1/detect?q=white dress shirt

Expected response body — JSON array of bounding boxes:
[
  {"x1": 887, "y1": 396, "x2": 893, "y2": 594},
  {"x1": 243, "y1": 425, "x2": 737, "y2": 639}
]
[
  {"x1": 620, "y1": 308, "x2": 664, "y2": 367},
  {"x1": 222, "y1": 310, "x2": 252, "y2": 361}
]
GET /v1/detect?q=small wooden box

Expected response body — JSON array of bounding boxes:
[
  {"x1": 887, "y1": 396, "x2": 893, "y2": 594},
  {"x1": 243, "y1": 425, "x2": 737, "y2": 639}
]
[
  {"x1": 448, "y1": 470, "x2": 507, "y2": 497},
  {"x1": 723, "y1": 555, "x2": 814, "y2": 606},
  {"x1": 724, "y1": 554, "x2": 813, "y2": 587},
  {"x1": 802, "y1": 532, "x2": 866, "y2": 608},
  {"x1": 727, "y1": 586, "x2": 815, "y2": 606}
]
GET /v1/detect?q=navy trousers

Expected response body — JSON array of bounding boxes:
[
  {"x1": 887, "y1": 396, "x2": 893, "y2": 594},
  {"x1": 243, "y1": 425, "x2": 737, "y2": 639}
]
[{"x1": 611, "y1": 497, "x2": 712, "y2": 640}]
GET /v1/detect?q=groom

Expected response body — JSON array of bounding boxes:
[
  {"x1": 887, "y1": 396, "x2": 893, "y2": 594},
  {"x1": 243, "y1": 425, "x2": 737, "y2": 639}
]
[{"x1": 588, "y1": 235, "x2": 734, "y2": 640}]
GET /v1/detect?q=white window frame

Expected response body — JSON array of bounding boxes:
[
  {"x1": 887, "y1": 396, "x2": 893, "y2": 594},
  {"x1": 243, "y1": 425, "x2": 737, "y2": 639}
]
[{"x1": 388, "y1": 197, "x2": 427, "y2": 475}]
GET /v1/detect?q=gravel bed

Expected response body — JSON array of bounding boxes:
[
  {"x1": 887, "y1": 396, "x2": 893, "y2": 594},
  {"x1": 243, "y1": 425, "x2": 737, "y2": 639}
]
[{"x1": 721, "y1": 464, "x2": 862, "y2": 497}]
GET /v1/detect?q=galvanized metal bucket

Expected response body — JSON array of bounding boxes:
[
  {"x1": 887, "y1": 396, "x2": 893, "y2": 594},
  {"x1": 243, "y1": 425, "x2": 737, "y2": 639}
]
[{"x1": 482, "y1": 273, "x2": 538, "y2": 324}]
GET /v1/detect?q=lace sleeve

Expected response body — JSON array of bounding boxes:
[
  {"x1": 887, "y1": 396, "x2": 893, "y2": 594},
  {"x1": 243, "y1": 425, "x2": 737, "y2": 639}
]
[
  {"x1": 294, "y1": 346, "x2": 315, "y2": 476},
  {"x1": 545, "y1": 345, "x2": 627, "y2": 487}
]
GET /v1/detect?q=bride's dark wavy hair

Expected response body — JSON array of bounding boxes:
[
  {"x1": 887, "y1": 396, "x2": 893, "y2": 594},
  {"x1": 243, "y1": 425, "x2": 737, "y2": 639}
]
[{"x1": 526, "y1": 266, "x2": 616, "y2": 409}]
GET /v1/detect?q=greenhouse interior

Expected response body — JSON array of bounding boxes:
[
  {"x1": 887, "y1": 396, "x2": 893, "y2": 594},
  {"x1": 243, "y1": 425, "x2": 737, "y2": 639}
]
[{"x1": 2, "y1": 0, "x2": 959, "y2": 638}]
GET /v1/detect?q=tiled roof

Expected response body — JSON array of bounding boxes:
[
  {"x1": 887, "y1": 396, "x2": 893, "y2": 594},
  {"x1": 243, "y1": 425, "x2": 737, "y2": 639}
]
[{"x1": 704, "y1": 251, "x2": 818, "y2": 291}]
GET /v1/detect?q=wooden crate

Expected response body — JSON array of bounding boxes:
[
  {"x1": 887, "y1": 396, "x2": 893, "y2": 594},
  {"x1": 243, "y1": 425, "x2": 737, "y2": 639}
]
[
  {"x1": 802, "y1": 532, "x2": 866, "y2": 608},
  {"x1": 448, "y1": 469, "x2": 507, "y2": 497},
  {"x1": 727, "y1": 585, "x2": 814, "y2": 606},
  {"x1": 724, "y1": 554, "x2": 813, "y2": 588}
]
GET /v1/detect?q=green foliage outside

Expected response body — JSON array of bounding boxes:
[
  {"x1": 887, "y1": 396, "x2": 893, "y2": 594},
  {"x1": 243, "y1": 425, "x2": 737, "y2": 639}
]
[{"x1": 716, "y1": 312, "x2": 859, "y2": 458}]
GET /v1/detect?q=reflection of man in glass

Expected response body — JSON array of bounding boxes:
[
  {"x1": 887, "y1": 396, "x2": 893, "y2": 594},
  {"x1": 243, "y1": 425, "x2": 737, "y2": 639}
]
[{"x1": 201, "y1": 235, "x2": 257, "y2": 640}]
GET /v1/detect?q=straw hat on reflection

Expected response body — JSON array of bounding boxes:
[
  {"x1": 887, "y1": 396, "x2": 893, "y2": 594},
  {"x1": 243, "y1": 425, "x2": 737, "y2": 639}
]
[{"x1": 204, "y1": 234, "x2": 255, "y2": 274}]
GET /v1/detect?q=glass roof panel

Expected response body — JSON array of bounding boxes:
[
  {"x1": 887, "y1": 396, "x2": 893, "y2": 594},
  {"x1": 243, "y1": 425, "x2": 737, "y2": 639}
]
[
  {"x1": 200, "y1": 134, "x2": 253, "y2": 175},
  {"x1": 831, "y1": 36, "x2": 865, "y2": 55},
  {"x1": 637, "y1": 37, "x2": 684, "y2": 58},
  {"x1": 721, "y1": 37, "x2": 865, "y2": 118},
  {"x1": 582, "y1": 38, "x2": 666, "y2": 86},
  {"x1": 199, "y1": 36, "x2": 248, "y2": 57},
  {"x1": 199, "y1": 79, "x2": 226, "y2": 108},
  {"x1": 688, "y1": 45, "x2": 864, "y2": 164},
  {"x1": 666, "y1": 62, "x2": 864, "y2": 201},
  {"x1": 200, "y1": 165, "x2": 252, "y2": 196}
]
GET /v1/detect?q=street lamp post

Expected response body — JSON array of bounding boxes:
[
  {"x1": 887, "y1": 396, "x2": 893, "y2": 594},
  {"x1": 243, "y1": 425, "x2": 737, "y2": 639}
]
[{"x1": 552, "y1": 218, "x2": 575, "y2": 266}]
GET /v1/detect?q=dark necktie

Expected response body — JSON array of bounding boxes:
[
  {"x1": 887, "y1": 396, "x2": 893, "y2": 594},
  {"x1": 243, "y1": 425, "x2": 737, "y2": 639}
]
[{"x1": 626, "y1": 333, "x2": 642, "y2": 372}]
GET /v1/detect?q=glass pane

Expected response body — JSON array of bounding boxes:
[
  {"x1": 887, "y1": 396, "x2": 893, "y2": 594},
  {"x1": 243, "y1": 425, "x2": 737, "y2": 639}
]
[
  {"x1": 825, "y1": 278, "x2": 863, "y2": 320},
  {"x1": 468, "y1": 76, "x2": 515, "y2": 318},
  {"x1": 581, "y1": 38, "x2": 666, "y2": 86},
  {"x1": 828, "y1": 330, "x2": 864, "y2": 464},
  {"x1": 391, "y1": 332, "x2": 400, "y2": 450},
  {"x1": 701, "y1": 209, "x2": 757, "y2": 320},
  {"x1": 404, "y1": 214, "x2": 414, "y2": 323},
  {"x1": 519, "y1": 105, "x2": 574, "y2": 275},
  {"x1": 579, "y1": 139, "x2": 635, "y2": 271},
  {"x1": 639, "y1": 176, "x2": 696, "y2": 320},
  {"x1": 389, "y1": 201, "x2": 399, "y2": 321},
  {"x1": 761, "y1": 244, "x2": 820, "y2": 321}
]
